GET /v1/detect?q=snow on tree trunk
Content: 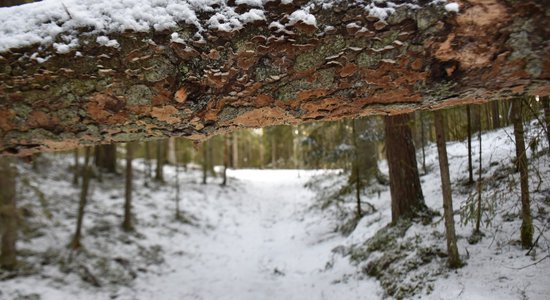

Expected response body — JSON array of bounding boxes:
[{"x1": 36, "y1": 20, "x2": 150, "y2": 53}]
[{"x1": 0, "y1": 0, "x2": 547, "y2": 156}]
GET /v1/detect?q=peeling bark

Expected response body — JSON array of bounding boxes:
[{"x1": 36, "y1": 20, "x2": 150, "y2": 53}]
[{"x1": 0, "y1": 0, "x2": 548, "y2": 155}]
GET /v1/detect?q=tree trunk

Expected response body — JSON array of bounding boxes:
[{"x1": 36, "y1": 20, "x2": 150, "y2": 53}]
[
  {"x1": 73, "y1": 148, "x2": 79, "y2": 186},
  {"x1": 0, "y1": 157, "x2": 17, "y2": 270},
  {"x1": 70, "y1": 147, "x2": 92, "y2": 250},
  {"x1": 351, "y1": 119, "x2": 362, "y2": 218},
  {"x1": 222, "y1": 134, "x2": 229, "y2": 186},
  {"x1": 94, "y1": 144, "x2": 117, "y2": 173},
  {"x1": 258, "y1": 131, "x2": 264, "y2": 169},
  {"x1": 384, "y1": 113, "x2": 426, "y2": 223},
  {"x1": 122, "y1": 142, "x2": 134, "y2": 231},
  {"x1": 475, "y1": 118, "x2": 483, "y2": 234},
  {"x1": 232, "y1": 133, "x2": 239, "y2": 169},
  {"x1": 511, "y1": 99, "x2": 533, "y2": 249},
  {"x1": 420, "y1": 114, "x2": 427, "y2": 174},
  {"x1": 434, "y1": 110, "x2": 462, "y2": 268},
  {"x1": 174, "y1": 141, "x2": 181, "y2": 219},
  {"x1": 466, "y1": 105, "x2": 474, "y2": 184},
  {"x1": 144, "y1": 141, "x2": 152, "y2": 185},
  {"x1": 202, "y1": 142, "x2": 208, "y2": 185},
  {"x1": 167, "y1": 137, "x2": 177, "y2": 165},
  {"x1": 542, "y1": 96, "x2": 550, "y2": 150},
  {"x1": 154, "y1": 139, "x2": 165, "y2": 182},
  {"x1": 271, "y1": 133, "x2": 276, "y2": 169},
  {"x1": 491, "y1": 101, "x2": 501, "y2": 129}
]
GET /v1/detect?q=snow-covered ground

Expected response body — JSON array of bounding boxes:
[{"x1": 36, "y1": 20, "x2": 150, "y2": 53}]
[{"x1": 0, "y1": 121, "x2": 549, "y2": 300}]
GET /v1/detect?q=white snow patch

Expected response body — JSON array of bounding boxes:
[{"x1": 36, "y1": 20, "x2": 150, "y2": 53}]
[
  {"x1": 445, "y1": 2, "x2": 460, "y2": 13},
  {"x1": 288, "y1": 9, "x2": 317, "y2": 27},
  {"x1": 96, "y1": 35, "x2": 120, "y2": 48}
]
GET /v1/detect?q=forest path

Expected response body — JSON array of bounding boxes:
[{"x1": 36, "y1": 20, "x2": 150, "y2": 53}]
[{"x1": 133, "y1": 169, "x2": 379, "y2": 300}]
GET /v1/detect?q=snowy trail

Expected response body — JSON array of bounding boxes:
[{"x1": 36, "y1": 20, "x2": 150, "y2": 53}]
[{"x1": 129, "y1": 170, "x2": 381, "y2": 300}]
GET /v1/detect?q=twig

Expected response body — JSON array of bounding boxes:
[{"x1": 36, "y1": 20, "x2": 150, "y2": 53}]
[
  {"x1": 62, "y1": 2, "x2": 73, "y2": 19},
  {"x1": 526, "y1": 225, "x2": 545, "y2": 256},
  {"x1": 505, "y1": 255, "x2": 550, "y2": 270}
]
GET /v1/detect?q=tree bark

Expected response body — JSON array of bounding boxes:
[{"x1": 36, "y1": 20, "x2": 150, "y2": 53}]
[
  {"x1": 122, "y1": 142, "x2": 134, "y2": 231},
  {"x1": 271, "y1": 132, "x2": 277, "y2": 169},
  {"x1": 72, "y1": 148, "x2": 79, "y2": 186},
  {"x1": 0, "y1": 157, "x2": 17, "y2": 270},
  {"x1": 542, "y1": 96, "x2": 550, "y2": 150},
  {"x1": 202, "y1": 141, "x2": 208, "y2": 185},
  {"x1": 222, "y1": 134, "x2": 229, "y2": 186},
  {"x1": 420, "y1": 114, "x2": 427, "y2": 174},
  {"x1": 511, "y1": 99, "x2": 533, "y2": 248},
  {"x1": 384, "y1": 113, "x2": 425, "y2": 223},
  {"x1": 0, "y1": 1, "x2": 547, "y2": 157},
  {"x1": 434, "y1": 110, "x2": 462, "y2": 268},
  {"x1": 174, "y1": 141, "x2": 181, "y2": 219},
  {"x1": 351, "y1": 119, "x2": 362, "y2": 218},
  {"x1": 154, "y1": 139, "x2": 165, "y2": 182},
  {"x1": 94, "y1": 144, "x2": 117, "y2": 174},
  {"x1": 466, "y1": 105, "x2": 474, "y2": 184},
  {"x1": 491, "y1": 101, "x2": 501, "y2": 129},
  {"x1": 167, "y1": 137, "x2": 177, "y2": 165},
  {"x1": 70, "y1": 147, "x2": 91, "y2": 250},
  {"x1": 232, "y1": 133, "x2": 239, "y2": 169}
]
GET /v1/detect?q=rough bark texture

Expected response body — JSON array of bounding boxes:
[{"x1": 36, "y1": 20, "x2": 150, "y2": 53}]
[
  {"x1": 0, "y1": 157, "x2": 17, "y2": 270},
  {"x1": 434, "y1": 110, "x2": 461, "y2": 268},
  {"x1": 0, "y1": 1, "x2": 548, "y2": 156},
  {"x1": 94, "y1": 144, "x2": 117, "y2": 173},
  {"x1": 384, "y1": 113, "x2": 425, "y2": 223},
  {"x1": 511, "y1": 99, "x2": 533, "y2": 248}
]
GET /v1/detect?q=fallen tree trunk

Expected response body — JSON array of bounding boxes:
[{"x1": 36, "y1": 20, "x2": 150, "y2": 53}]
[{"x1": 0, "y1": 0, "x2": 548, "y2": 156}]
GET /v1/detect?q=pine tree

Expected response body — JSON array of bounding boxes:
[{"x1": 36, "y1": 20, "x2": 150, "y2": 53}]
[
  {"x1": 0, "y1": 157, "x2": 17, "y2": 270},
  {"x1": 122, "y1": 142, "x2": 134, "y2": 231},
  {"x1": 155, "y1": 139, "x2": 165, "y2": 182},
  {"x1": 70, "y1": 147, "x2": 92, "y2": 250},
  {"x1": 434, "y1": 110, "x2": 462, "y2": 268},
  {"x1": 73, "y1": 148, "x2": 79, "y2": 186},
  {"x1": 222, "y1": 134, "x2": 229, "y2": 186},
  {"x1": 384, "y1": 113, "x2": 426, "y2": 223},
  {"x1": 94, "y1": 144, "x2": 117, "y2": 173},
  {"x1": 511, "y1": 99, "x2": 533, "y2": 248},
  {"x1": 466, "y1": 105, "x2": 474, "y2": 184},
  {"x1": 542, "y1": 96, "x2": 550, "y2": 150}
]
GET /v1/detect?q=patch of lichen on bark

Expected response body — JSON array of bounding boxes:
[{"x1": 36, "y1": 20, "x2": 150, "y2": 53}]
[
  {"x1": 294, "y1": 36, "x2": 347, "y2": 72},
  {"x1": 275, "y1": 68, "x2": 336, "y2": 102}
]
